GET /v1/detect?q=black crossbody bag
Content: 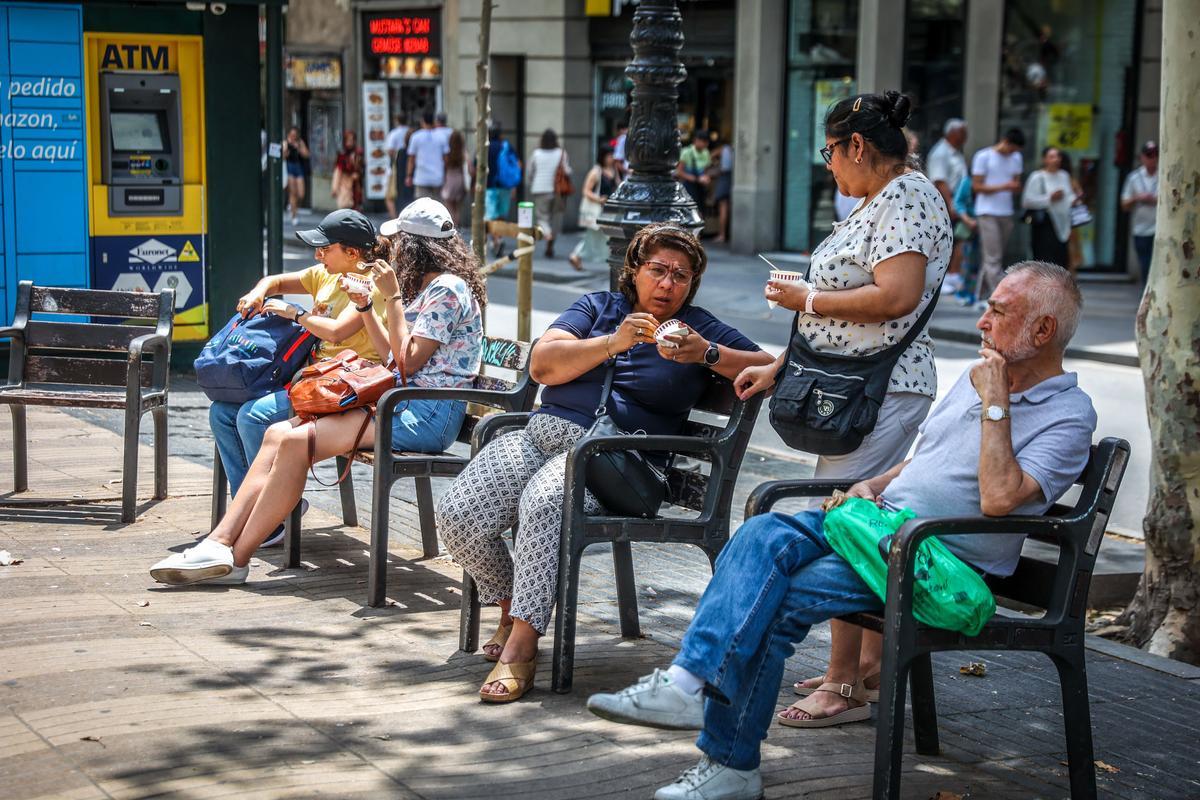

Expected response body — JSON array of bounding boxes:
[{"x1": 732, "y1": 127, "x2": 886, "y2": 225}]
[
  {"x1": 583, "y1": 358, "x2": 669, "y2": 518},
  {"x1": 769, "y1": 278, "x2": 942, "y2": 456}
]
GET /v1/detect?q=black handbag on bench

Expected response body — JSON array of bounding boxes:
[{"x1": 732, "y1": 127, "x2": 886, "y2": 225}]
[
  {"x1": 769, "y1": 279, "x2": 942, "y2": 456},
  {"x1": 583, "y1": 358, "x2": 669, "y2": 518}
]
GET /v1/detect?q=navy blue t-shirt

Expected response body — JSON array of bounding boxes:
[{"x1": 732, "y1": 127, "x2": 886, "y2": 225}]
[{"x1": 538, "y1": 292, "x2": 760, "y2": 435}]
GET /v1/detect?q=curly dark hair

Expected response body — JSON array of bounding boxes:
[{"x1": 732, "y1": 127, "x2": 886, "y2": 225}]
[
  {"x1": 617, "y1": 223, "x2": 707, "y2": 307},
  {"x1": 388, "y1": 231, "x2": 487, "y2": 308}
]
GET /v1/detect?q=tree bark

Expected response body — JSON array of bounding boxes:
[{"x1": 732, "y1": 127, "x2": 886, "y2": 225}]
[
  {"x1": 1119, "y1": 0, "x2": 1200, "y2": 664},
  {"x1": 470, "y1": 0, "x2": 495, "y2": 268}
]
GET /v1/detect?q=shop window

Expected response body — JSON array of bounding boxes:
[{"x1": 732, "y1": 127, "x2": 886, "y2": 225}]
[
  {"x1": 999, "y1": 0, "x2": 1137, "y2": 271},
  {"x1": 903, "y1": 0, "x2": 966, "y2": 156},
  {"x1": 782, "y1": 0, "x2": 859, "y2": 252}
]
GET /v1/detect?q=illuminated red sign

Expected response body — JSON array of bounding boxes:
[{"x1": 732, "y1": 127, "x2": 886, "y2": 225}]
[{"x1": 364, "y1": 13, "x2": 440, "y2": 58}]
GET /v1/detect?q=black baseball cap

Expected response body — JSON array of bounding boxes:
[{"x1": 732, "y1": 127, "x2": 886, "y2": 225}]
[{"x1": 296, "y1": 209, "x2": 378, "y2": 249}]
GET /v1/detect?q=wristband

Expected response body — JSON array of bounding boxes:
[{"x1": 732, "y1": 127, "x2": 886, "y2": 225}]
[
  {"x1": 805, "y1": 289, "x2": 820, "y2": 316},
  {"x1": 355, "y1": 302, "x2": 372, "y2": 313},
  {"x1": 389, "y1": 294, "x2": 404, "y2": 302},
  {"x1": 605, "y1": 333, "x2": 615, "y2": 359}
]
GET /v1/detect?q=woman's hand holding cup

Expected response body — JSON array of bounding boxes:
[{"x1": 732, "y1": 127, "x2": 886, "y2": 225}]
[
  {"x1": 654, "y1": 322, "x2": 707, "y2": 363},
  {"x1": 611, "y1": 312, "x2": 660, "y2": 354},
  {"x1": 764, "y1": 269, "x2": 810, "y2": 311},
  {"x1": 339, "y1": 273, "x2": 374, "y2": 306}
]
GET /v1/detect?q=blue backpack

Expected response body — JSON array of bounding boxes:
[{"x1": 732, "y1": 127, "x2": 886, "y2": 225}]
[
  {"x1": 194, "y1": 312, "x2": 316, "y2": 403},
  {"x1": 495, "y1": 140, "x2": 522, "y2": 189}
]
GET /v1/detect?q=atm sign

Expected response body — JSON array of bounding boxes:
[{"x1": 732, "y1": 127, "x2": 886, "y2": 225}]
[
  {"x1": 365, "y1": 13, "x2": 439, "y2": 57},
  {"x1": 100, "y1": 43, "x2": 169, "y2": 71}
]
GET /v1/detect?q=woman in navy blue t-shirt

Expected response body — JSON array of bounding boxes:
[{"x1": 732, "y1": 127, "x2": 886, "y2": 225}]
[{"x1": 437, "y1": 223, "x2": 773, "y2": 703}]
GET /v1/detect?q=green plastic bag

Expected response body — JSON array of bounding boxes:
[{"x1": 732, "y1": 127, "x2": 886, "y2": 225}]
[{"x1": 823, "y1": 498, "x2": 997, "y2": 636}]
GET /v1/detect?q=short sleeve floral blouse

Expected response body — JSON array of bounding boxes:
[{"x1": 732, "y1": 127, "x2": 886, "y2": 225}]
[{"x1": 799, "y1": 170, "x2": 952, "y2": 398}]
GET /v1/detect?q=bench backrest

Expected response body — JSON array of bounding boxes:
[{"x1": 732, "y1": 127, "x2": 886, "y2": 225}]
[
  {"x1": 455, "y1": 335, "x2": 538, "y2": 445},
  {"x1": 662, "y1": 371, "x2": 764, "y2": 516},
  {"x1": 7, "y1": 282, "x2": 174, "y2": 389},
  {"x1": 984, "y1": 437, "x2": 1130, "y2": 619}
]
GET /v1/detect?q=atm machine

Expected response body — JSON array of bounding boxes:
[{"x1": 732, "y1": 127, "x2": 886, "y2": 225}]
[
  {"x1": 99, "y1": 72, "x2": 183, "y2": 215},
  {"x1": 86, "y1": 32, "x2": 208, "y2": 343}
]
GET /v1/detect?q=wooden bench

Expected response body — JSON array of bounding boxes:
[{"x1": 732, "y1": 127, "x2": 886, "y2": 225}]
[
  {"x1": 210, "y1": 336, "x2": 537, "y2": 606},
  {"x1": 746, "y1": 437, "x2": 1131, "y2": 800},
  {"x1": 458, "y1": 371, "x2": 766, "y2": 693},
  {"x1": 0, "y1": 281, "x2": 174, "y2": 522}
]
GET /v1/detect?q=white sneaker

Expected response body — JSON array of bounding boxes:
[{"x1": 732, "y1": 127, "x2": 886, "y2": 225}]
[
  {"x1": 201, "y1": 564, "x2": 249, "y2": 585},
  {"x1": 150, "y1": 538, "x2": 235, "y2": 585},
  {"x1": 586, "y1": 668, "x2": 704, "y2": 730},
  {"x1": 654, "y1": 757, "x2": 763, "y2": 800}
]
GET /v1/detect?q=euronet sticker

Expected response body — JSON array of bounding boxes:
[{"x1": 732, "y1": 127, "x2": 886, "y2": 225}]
[{"x1": 129, "y1": 238, "x2": 178, "y2": 266}]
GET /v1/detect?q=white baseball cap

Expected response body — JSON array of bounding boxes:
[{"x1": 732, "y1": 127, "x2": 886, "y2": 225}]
[{"x1": 379, "y1": 197, "x2": 456, "y2": 239}]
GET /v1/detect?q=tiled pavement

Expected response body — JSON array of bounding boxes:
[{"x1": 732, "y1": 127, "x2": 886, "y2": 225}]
[{"x1": 2, "y1": 407, "x2": 1199, "y2": 800}]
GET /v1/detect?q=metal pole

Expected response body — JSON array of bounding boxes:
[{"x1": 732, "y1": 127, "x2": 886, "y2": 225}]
[
  {"x1": 265, "y1": 3, "x2": 284, "y2": 275},
  {"x1": 596, "y1": 0, "x2": 700, "y2": 291}
]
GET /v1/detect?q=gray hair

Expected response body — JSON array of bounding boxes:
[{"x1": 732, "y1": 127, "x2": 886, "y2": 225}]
[
  {"x1": 1005, "y1": 260, "x2": 1082, "y2": 350},
  {"x1": 943, "y1": 118, "x2": 967, "y2": 135}
]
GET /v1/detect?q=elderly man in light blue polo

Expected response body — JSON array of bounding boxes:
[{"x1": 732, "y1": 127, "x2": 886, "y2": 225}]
[{"x1": 588, "y1": 261, "x2": 1098, "y2": 800}]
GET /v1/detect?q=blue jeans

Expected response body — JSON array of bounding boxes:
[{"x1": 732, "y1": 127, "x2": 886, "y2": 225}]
[
  {"x1": 1133, "y1": 235, "x2": 1154, "y2": 283},
  {"x1": 390, "y1": 398, "x2": 466, "y2": 452},
  {"x1": 209, "y1": 390, "x2": 293, "y2": 497},
  {"x1": 673, "y1": 510, "x2": 881, "y2": 771}
]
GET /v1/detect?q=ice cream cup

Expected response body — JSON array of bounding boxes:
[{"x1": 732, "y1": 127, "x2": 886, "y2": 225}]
[
  {"x1": 767, "y1": 269, "x2": 806, "y2": 309},
  {"x1": 654, "y1": 318, "x2": 689, "y2": 349},
  {"x1": 341, "y1": 273, "x2": 374, "y2": 297}
]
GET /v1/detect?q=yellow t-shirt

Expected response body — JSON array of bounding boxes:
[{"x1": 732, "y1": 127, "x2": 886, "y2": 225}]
[{"x1": 298, "y1": 265, "x2": 389, "y2": 362}]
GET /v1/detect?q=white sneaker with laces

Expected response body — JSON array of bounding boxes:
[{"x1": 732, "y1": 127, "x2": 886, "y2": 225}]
[
  {"x1": 586, "y1": 668, "x2": 704, "y2": 730},
  {"x1": 150, "y1": 538, "x2": 235, "y2": 585},
  {"x1": 654, "y1": 757, "x2": 763, "y2": 800}
]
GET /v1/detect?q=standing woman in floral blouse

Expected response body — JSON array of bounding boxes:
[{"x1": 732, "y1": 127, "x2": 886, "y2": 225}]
[{"x1": 734, "y1": 90, "x2": 952, "y2": 729}]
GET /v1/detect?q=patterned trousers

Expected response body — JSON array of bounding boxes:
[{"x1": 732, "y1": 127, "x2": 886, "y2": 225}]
[{"x1": 436, "y1": 413, "x2": 602, "y2": 634}]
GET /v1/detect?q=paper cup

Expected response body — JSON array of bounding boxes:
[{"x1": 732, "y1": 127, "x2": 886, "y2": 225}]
[
  {"x1": 767, "y1": 269, "x2": 807, "y2": 309},
  {"x1": 342, "y1": 273, "x2": 374, "y2": 296},
  {"x1": 654, "y1": 319, "x2": 689, "y2": 349}
]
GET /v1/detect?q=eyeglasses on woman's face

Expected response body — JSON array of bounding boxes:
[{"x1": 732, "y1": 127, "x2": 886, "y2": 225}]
[
  {"x1": 640, "y1": 260, "x2": 695, "y2": 287},
  {"x1": 820, "y1": 138, "x2": 851, "y2": 165}
]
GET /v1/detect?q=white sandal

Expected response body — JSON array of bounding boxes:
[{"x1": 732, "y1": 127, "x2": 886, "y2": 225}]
[{"x1": 778, "y1": 681, "x2": 871, "y2": 728}]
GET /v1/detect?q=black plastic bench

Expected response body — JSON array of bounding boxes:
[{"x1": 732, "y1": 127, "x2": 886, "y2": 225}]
[
  {"x1": 458, "y1": 371, "x2": 765, "y2": 693},
  {"x1": 746, "y1": 436, "x2": 1130, "y2": 800},
  {"x1": 0, "y1": 281, "x2": 174, "y2": 522},
  {"x1": 210, "y1": 336, "x2": 537, "y2": 606}
]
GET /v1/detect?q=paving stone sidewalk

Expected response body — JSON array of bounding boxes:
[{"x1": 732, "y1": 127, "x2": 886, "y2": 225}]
[{"x1": 2, "y1": 408, "x2": 1199, "y2": 800}]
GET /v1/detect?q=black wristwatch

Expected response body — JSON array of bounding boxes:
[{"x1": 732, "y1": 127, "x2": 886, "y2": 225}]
[
  {"x1": 703, "y1": 342, "x2": 721, "y2": 367},
  {"x1": 295, "y1": 307, "x2": 307, "y2": 322}
]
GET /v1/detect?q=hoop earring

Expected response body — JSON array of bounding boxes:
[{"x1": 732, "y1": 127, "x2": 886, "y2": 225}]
[{"x1": 855, "y1": 156, "x2": 862, "y2": 164}]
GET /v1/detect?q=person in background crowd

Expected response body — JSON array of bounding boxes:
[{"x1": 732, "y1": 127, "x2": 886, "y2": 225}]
[
  {"x1": 713, "y1": 140, "x2": 733, "y2": 243},
  {"x1": 569, "y1": 146, "x2": 619, "y2": 271},
  {"x1": 1022, "y1": 146, "x2": 1077, "y2": 269},
  {"x1": 528, "y1": 128, "x2": 571, "y2": 259},
  {"x1": 331, "y1": 129, "x2": 363, "y2": 210},
  {"x1": 282, "y1": 126, "x2": 309, "y2": 226},
  {"x1": 972, "y1": 127, "x2": 1026, "y2": 307},
  {"x1": 676, "y1": 130, "x2": 712, "y2": 216},
  {"x1": 953, "y1": 172, "x2": 981, "y2": 305},
  {"x1": 434, "y1": 111, "x2": 453, "y2": 148},
  {"x1": 441, "y1": 129, "x2": 470, "y2": 227},
  {"x1": 1120, "y1": 140, "x2": 1158, "y2": 282},
  {"x1": 407, "y1": 112, "x2": 450, "y2": 201},
  {"x1": 483, "y1": 123, "x2": 520, "y2": 258},
  {"x1": 613, "y1": 119, "x2": 630, "y2": 177},
  {"x1": 384, "y1": 113, "x2": 410, "y2": 218},
  {"x1": 927, "y1": 119, "x2": 969, "y2": 294},
  {"x1": 1060, "y1": 151, "x2": 1086, "y2": 273}
]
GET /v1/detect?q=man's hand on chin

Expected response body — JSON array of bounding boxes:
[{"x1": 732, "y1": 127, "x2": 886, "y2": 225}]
[{"x1": 971, "y1": 347, "x2": 1010, "y2": 407}]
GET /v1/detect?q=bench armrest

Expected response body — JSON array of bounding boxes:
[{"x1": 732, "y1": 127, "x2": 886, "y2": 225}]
[
  {"x1": 745, "y1": 478, "x2": 858, "y2": 518},
  {"x1": 471, "y1": 411, "x2": 532, "y2": 454},
  {"x1": 0, "y1": 326, "x2": 22, "y2": 343},
  {"x1": 372, "y1": 384, "x2": 526, "y2": 458},
  {"x1": 128, "y1": 333, "x2": 170, "y2": 397}
]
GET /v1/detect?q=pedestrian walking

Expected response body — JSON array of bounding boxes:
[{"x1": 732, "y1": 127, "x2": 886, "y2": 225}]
[
  {"x1": 1022, "y1": 146, "x2": 1077, "y2": 268},
  {"x1": 952, "y1": 173, "x2": 980, "y2": 304},
  {"x1": 676, "y1": 129, "x2": 712, "y2": 214},
  {"x1": 1120, "y1": 140, "x2": 1158, "y2": 282},
  {"x1": 568, "y1": 146, "x2": 619, "y2": 271},
  {"x1": 331, "y1": 129, "x2": 363, "y2": 210},
  {"x1": 434, "y1": 111, "x2": 453, "y2": 148},
  {"x1": 926, "y1": 118, "x2": 969, "y2": 293},
  {"x1": 384, "y1": 113, "x2": 409, "y2": 217},
  {"x1": 441, "y1": 129, "x2": 470, "y2": 227},
  {"x1": 713, "y1": 140, "x2": 733, "y2": 243},
  {"x1": 483, "y1": 123, "x2": 521, "y2": 258},
  {"x1": 612, "y1": 119, "x2": 630, "y2": 177},
  {"x1": 282, "y1": 126, "x2": 309, "y2": 225},
  {"x1": 527, "y1": 128, "x2": 571, "y2": 258},
  {"x1": 406, "y1": 112, "x2": 449, "y2": 201},
  {"x1": 971, "y1": 127, "x2": 1025, "y2": 305}
]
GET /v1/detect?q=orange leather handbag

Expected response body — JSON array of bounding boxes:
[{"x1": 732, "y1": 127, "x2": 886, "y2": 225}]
[{"x1": 287, "y1": 350, "x2": 401, "y2": 484}]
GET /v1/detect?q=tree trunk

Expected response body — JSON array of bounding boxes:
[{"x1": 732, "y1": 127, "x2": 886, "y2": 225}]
[
  {"x1": 1119, "y1": 0, "x2": 1200, "y2": 665},
  {"x1": 470, "y1": 0, "x2": 495, "y2": 268}
]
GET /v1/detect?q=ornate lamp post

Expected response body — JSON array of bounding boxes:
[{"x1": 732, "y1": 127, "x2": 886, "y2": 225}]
[{"x1": 597, "y1": 0, "x2": 700, "y2": 290}]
